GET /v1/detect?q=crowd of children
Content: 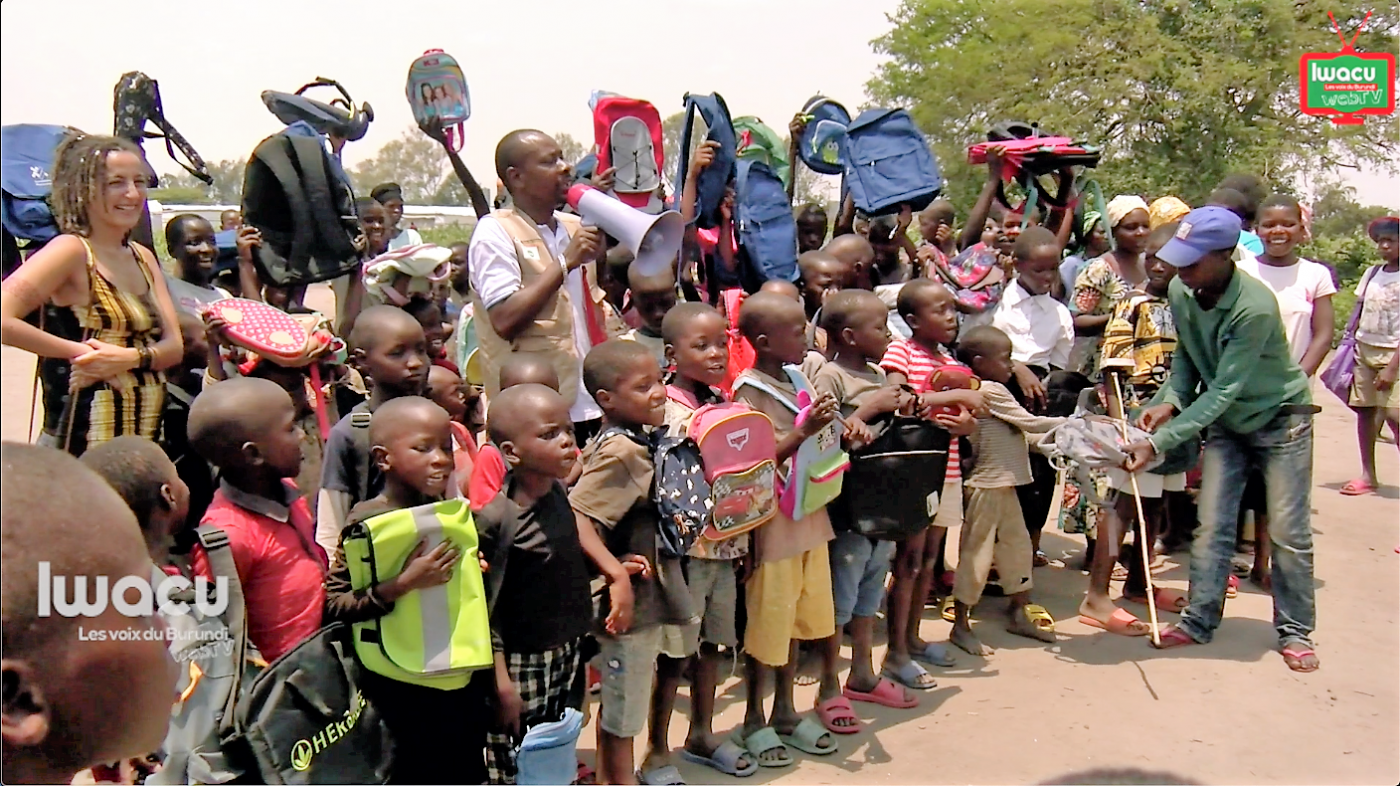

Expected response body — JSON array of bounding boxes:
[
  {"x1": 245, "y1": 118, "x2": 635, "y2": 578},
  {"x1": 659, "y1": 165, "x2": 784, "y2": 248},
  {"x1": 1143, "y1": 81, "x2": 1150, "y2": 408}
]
[{"x1": 4, "y1": 103, "x2": 1399, "y2": 786}]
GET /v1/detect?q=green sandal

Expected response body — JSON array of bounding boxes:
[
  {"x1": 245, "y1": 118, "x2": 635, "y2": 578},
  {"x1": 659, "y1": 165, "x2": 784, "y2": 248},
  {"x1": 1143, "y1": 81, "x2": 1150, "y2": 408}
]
[
  {"x1": 778, "y1": 716, "x2": 838, "y2": 756},
  {"x1": 730, "y1": 726, "x2": 793, "y2": 768}
]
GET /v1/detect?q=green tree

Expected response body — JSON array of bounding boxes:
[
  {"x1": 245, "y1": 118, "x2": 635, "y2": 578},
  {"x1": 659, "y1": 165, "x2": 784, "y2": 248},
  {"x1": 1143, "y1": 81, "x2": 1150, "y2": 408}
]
[
  {"x1": 149, "y1": 185, "x2": 210, "y2": 205},
  {"x1": 868, "y1": 0, "x2": 1399, "y2": 211},
  {"x1": 553, "y1": 132, "x2": 587, "y2": 167},
  {"x1": 350, "y1": 128, "x2": 448, "y2": 203}
]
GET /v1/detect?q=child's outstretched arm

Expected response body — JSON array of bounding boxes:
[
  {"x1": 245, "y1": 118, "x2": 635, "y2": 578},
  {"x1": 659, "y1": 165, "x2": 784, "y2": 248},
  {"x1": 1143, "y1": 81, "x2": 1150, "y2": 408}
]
[
  {"x1": 983, "y1": 382, "x2": 1063, "y2": 434},
  {"x1": 421, "y1": 117, "x2": 491, "y2": 219},
  {"x1": 959, "y1": 146, "x2": 1006, "y2": 251}
]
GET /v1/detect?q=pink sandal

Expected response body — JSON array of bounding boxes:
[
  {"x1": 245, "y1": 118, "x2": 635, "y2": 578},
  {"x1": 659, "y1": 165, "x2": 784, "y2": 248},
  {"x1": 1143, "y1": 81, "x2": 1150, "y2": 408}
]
[
  {"x1": 1149, "y1": 624, "x2": 1198, "y2": 650},
  {"x1": 1340, "y1": 478, "x2": 1378, "y2": 496}
]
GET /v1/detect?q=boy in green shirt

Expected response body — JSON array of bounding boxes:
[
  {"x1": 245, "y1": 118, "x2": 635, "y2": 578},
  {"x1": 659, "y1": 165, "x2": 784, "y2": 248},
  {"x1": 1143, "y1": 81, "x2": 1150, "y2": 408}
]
[{"x1": 1124, "y1": 206, "x2": 1319, "y2": 674}]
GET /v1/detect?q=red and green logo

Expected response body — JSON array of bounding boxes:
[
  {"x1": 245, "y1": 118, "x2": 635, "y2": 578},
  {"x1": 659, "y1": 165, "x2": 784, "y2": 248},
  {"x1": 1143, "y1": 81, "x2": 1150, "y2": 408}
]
[{"x1": 1299, "y1": 12, "x2": 1396, "y2": 125}]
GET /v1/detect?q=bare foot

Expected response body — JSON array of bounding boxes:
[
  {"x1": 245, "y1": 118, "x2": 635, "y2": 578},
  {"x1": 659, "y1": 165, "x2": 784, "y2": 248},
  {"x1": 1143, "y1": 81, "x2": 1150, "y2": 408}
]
[
  {"x1": 1007, "y1": 607, "x2": 1057, "y2": 643},
  {"x1": 950, "y1": 624, "x2": 993, "y2": 656}
]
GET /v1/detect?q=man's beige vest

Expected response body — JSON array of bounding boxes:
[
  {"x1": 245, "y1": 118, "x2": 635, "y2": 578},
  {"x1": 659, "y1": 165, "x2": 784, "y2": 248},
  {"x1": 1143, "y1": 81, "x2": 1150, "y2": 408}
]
[{"x1": 470, "y1": 209, "x2": 613, "y2": 406}]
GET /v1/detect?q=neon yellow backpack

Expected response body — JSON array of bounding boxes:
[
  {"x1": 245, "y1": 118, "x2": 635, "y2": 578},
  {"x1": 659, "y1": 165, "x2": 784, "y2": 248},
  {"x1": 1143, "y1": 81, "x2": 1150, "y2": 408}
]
[{"x1": 341, "y1": 499, "x2": 493, "y2": 690}]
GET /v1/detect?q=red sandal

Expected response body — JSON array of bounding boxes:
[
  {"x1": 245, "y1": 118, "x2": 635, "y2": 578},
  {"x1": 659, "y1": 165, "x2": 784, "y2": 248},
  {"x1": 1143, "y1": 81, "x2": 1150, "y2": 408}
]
[{"x1": 1149, "y1": 624, "x2": 1198, "y2": 650}]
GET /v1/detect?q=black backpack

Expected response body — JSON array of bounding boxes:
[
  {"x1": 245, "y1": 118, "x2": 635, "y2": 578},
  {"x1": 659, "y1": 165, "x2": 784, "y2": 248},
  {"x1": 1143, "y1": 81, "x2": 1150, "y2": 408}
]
[
  {"x1": 221, "y1": 624, "x2": 394, "y2": 784},
  {"x1": 241, "y1": 131, "x2": 361, "y2": 286},
  {"x1": 832, "y1": 415, "x2": 950, "y2": 540}
]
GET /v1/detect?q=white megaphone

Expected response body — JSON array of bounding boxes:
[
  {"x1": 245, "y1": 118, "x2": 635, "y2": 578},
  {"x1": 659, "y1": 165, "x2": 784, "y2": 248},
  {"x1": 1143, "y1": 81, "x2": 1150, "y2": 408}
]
[{"x1": 567, "y1": 184, "x2": 684, "y2": 278}]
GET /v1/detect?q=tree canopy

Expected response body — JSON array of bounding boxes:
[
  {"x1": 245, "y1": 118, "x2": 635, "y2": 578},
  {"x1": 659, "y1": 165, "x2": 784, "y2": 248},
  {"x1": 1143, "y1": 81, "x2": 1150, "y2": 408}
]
[{"x1": 867, "y1": 0, "x2": 1399, "y2": 209}]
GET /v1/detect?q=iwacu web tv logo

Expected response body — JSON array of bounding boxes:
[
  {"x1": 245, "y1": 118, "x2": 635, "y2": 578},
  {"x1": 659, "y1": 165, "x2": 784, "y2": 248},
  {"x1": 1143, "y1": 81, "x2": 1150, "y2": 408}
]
[
  {"x1": 1299, "y1": 10, "x2": 1396, "y2": 125},
  {"x1": 36, "y1": 562, "x2": 230, "y2": 619}
]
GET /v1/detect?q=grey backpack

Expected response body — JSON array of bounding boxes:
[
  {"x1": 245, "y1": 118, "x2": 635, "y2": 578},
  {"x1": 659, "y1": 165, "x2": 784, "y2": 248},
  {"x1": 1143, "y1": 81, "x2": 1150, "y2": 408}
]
[{"x1": 149, "y1": 526, "x2": 263, "y2": 785}]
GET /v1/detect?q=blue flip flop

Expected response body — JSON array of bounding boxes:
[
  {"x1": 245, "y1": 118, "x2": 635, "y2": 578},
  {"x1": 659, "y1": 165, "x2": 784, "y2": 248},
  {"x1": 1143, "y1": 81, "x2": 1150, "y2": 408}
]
[
  {"x1": 637, "y1": 764, "x2": 685, "y2": 785},
  {"x1": 881, "y1": 659, "x2": 937, "y2": 691},
  {"x1": 911, "y1": 641, "x2": 956, "y2": 668},
  {"x1": 680, "y1": 740, "x2": 758, "y2": 777}
]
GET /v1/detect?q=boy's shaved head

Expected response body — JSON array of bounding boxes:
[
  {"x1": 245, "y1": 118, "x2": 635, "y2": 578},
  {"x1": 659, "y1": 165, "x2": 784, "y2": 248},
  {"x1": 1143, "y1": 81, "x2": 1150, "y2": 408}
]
[
  {"x1": 819, "y1": 289, "x2": 884, "y2": 337},
  {"x1": 626, "y1": 264, "x2": 675, "y2": 295},
  {"x1": 583, "y1": 339, "x2": 656, "y2": 398},
  {"x1": 80, "y1": 436, "x2": 180, "y2": 549},
  {"x1": 955, "y1": 324, "x2": 1011, "y2": 364},
  {"x1": 368, "y1": 396, "x2": 449, "y2": 449},
  {"x1": 1012, "y1": 225, "x2": 1060, "y2": 259},
  {"x1": 2, "y1": 443, "x2": 177, "y2": 778},
  {"x1": 187, "y1": 377, "x2": 292, "y2": 465},
  {"x1": 487, "y1": 383, "x2": 567, "y2": 446},
  {"x1": 738, "y1": 291, "x2": 804, "y2": 343},
  {"x1": 922, "y1": 199, "x2": 954, "y2": 221},
  {"x1": 660, "y1": 302, "x2": 724, "y2": 345},
  {"x1": 758, "y1": 279, "x2": 801, "y2": 301},
  {"x1": 824, "y1": 234, "x2": 874, "y2": 275},
  {"x1": 348, "y1": 305, "x2": 423, "y2": 353},
  {"x1": 498, "y1": 352, "x2": 560, "y2": 392}
]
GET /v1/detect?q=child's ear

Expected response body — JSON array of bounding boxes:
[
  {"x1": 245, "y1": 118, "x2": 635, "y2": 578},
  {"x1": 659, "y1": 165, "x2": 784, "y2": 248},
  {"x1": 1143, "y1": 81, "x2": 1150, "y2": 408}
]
[
  {"x1": 240, "y1": 441, "x2": 264, "y2": 468},
  {"x1": 159, "y1": 483, "x2": 178, "y2": 512},
  {"x1": 840, "y1": 326, "x2": 857, "y2": 348},
  {"x1": 594, "y1": 389, "x2": 614, "y2": 410},
  {"x1": 498, "y1": 440, "x2": 521, "y2": 469},
  {"x1": 1, "y1": 660, "x2": 51, "y2": 748},
  {"x1": 371, "y1": 444, "x2": 392, "y2": 473}
]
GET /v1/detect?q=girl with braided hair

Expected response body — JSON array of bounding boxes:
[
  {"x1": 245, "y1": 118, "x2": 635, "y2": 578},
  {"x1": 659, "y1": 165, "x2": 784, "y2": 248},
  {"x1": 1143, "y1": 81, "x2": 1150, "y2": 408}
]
[{"x1": 0, "y1": 133, "x2": 182, "y2": 455}]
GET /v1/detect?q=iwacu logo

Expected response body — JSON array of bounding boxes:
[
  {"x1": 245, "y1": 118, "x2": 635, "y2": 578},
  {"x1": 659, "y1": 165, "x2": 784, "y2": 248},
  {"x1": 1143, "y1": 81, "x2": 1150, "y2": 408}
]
[
  {"x1": 36, "y1": 562, "x2": 230, "y2": 618},
  {"x1": 1298, "y1": 11, "x2": 1396, "y2": 125}
]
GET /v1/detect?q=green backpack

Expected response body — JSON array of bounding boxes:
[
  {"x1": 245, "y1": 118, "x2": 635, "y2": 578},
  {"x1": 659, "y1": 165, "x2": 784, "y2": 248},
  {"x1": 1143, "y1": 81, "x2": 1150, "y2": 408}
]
[
  {"x1": 341, "y1": 499, "x2": 493, "y2": 690},
  {"x1": 733, "y1": 116, "x2": 791, "y2": 189}
]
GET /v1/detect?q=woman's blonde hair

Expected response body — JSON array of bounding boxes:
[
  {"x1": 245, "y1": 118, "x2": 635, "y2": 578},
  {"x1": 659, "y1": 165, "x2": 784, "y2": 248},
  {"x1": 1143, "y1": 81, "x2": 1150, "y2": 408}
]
[{"x1": 50, "y1": 133, "x2": 145, "y2": 237}]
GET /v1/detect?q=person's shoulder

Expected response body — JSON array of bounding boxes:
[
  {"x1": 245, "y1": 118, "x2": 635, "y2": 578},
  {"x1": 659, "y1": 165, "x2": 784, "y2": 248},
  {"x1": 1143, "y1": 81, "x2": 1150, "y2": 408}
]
[
  {"x1": 346, "y1": 496, "x2": 395, "y2": 527},
  {"x1": 467, "y1": 214, "x2": 510, "y2": 249},
  {"x1": 1297, "y1": 258, "x2": 1337, "y2": 290}
]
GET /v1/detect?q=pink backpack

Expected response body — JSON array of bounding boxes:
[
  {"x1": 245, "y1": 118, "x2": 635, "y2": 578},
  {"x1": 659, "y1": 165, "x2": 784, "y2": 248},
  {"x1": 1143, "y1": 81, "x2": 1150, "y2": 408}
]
[
  {"x1": 592, "y1": 95, "x2": 665, "y2": 211},
  {"x1": 675, "y1": 388, "x2": 778, "y2": 541}
]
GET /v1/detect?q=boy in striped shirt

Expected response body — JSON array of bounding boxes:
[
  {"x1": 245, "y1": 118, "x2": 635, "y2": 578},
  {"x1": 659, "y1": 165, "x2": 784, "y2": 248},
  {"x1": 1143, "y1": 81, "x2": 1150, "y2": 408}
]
[{"x1": 878, "y1": 279, "x2": 983, "y2": 688}]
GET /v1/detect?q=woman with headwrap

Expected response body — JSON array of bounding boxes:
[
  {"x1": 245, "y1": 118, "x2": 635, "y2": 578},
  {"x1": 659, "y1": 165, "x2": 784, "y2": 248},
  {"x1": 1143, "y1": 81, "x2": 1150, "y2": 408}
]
[
  {"x1": 1068, "y1": 195, "x2": 1151, "y2": 375},
  {"x1": 1148, "y1": 196, "x2": 1191, "y2": 231},
  {"x1": 1058, "y1": 210, "x2": 1111, "y2": 305}
]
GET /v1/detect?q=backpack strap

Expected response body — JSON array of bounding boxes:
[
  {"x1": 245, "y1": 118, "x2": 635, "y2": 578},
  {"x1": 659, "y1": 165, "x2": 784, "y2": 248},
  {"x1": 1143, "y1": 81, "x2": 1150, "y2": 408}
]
[
  {"x1": 287, "y1": 134, "x2": 357, "y2": 261},
  {"x1": 732, "y1": 374, "x2": 801, "y2": 415},
  {"x1": 195, "y1": 525, "x2": 250, "y2": 740},
  {"x1": 350, "y1": 408, "x2": 373, "y2": 504},
  {"x1": 253, "y1": 136, "x2": 315, "y2": 269}
]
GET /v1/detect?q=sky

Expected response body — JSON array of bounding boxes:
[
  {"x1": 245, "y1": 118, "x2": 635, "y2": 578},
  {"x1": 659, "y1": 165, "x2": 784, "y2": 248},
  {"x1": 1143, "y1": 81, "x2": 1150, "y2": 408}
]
[{"x1": 2, "y1": 0, "x2": 1394, "y2": 208}]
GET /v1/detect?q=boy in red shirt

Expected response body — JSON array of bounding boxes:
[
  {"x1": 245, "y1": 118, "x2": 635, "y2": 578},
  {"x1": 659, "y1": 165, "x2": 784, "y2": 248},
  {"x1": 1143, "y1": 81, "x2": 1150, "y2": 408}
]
[{"x1": 189, "y1": 377, "x2": 327, "y2": 662}]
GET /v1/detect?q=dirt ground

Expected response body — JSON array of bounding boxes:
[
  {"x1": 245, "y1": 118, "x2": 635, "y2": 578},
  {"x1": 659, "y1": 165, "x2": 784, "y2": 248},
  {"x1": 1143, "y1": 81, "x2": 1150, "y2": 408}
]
[{"x1": 3, "y1": 287, "x2": 1396, "y2": 785}]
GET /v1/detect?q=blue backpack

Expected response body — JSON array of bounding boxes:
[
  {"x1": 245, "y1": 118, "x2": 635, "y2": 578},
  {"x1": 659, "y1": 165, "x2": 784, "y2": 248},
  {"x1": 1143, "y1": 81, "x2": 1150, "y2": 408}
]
[
  {"x1": 674, "y1": 93, "x2": 736, "y2": 231},
  {"x1": 1, "y1": 124, "x2": 76, "y2": 245},
  {"x1": 734, "y1": 159, "x2": 799, "y2": 291},
  {"x1": 841, "y1": 108, "x2": 942, "y2": 217},
  {"x1": 797, "y1": 96, "x2": 851, "y2": 176}
]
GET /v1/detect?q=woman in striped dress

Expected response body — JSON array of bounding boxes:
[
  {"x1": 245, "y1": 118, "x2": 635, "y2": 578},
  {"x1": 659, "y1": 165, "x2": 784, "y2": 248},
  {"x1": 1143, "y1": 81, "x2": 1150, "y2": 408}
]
[{"x1": 1, "y1": 134, "x2": 182, "y2": 455}]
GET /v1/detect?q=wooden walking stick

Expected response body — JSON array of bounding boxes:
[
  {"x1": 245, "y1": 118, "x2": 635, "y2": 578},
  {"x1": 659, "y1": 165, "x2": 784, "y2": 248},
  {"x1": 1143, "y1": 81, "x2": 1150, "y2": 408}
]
[{"x1": 1103, "y1": 360, "x2": 1161, "y2": 645}]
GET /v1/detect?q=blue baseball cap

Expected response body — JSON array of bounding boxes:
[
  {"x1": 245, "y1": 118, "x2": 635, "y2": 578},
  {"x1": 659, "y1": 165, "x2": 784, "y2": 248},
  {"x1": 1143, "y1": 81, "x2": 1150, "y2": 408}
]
[{"x1": 1157, "y1": 206, "x2": 1242, "y2": 267}]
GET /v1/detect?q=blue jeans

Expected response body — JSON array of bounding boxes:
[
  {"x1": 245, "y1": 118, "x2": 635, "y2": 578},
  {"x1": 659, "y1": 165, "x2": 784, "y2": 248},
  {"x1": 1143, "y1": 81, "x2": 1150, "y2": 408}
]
[{"x1": 1179, "y1": 412, "x2": 1316, "y2": 648}]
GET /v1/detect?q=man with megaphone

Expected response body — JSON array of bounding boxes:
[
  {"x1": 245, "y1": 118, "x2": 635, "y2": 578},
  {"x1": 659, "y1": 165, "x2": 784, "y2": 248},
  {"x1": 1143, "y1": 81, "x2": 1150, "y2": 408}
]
[{"x1": 468, "y1": 130, "x2": 615, "y2": 441}]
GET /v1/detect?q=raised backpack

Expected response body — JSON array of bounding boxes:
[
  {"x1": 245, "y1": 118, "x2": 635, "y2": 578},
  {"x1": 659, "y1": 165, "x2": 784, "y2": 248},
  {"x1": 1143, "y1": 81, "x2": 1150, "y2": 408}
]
[
  {"x1": 679, "y1": 390, "x2": 779, "y2": 542},
  {"x1": 833, "y1": 415, "x2": 950, "y2": 540},
  {"x1": 241, "y1": 129, "x2": 362, "y2": 287},
  {"x1": 734, "y1": 158, "x2": 799, "y2": 292},
  {"x1": 205, "y1": 298, "x2": 336, "y2": 367},
  {"x1": 406, "y1": 50, "x2": 471, "y2": 152},
  {"x1": 933, "y1": 243, "x2": 1005, "y2": 314},
  {"x1": 220, "y1": 623, "x2": 394, "y2": 783},
  {"x1": 733, "y1": 116, "x2": 790, "y2": 188},
  {"x1": 733, "y1": 366, "x2": 850, "y2": 519},
  {"x1": 840, "y1": 108, "x2": 942, "y2": 216},
  {"x1": 967, "y1": 122, "x2": 1100, "y2": 215},
  {"x1": 593, "y1": 95, "x2": 665, "y2": 212},
  {"x1": 1, "y1": 124, "x2": 77, "y2": 246},
  {"x1": 262, "y1": 78, "x2": 374, "y2": 142},
  {"x1": 148, "y1": 527, "x2": 264, "y2": 786},
  {"x1": 340, "y1": 498, "x2": 493, "y2": 689},
  {"x1": 113, "y1": 71, "x2": 214, "y2": 186},
  {"x1": 796, "y1": 96, "x2": 850, "y2": 176},
  {"x1": 595, "y1": 426, "x2": 706, "y2": 558},
  {"x1": 674, "y1": 93, "x2": 737, "y2": 230}
]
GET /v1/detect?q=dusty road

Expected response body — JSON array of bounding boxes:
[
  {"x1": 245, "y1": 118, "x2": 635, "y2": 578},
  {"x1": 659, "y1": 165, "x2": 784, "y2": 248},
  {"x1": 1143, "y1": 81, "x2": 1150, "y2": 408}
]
[{"x1": 3, "y1": 319, "x2": 1396, "y2": 784}]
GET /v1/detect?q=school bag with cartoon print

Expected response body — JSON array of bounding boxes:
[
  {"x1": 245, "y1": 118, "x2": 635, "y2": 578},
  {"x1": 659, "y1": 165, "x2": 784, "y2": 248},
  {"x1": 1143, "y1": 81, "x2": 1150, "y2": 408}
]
[
  {"x1": 934, "y1": 243, "x2": 1005, "y2": 314},
  {"x1": 406, "y1": 50, "x2": 471, "y2": 152},
  {"x1": 671, "y1": 386, "x2": 780, "y2": 541},
  {"x1": 734, "y1": 365, "x2": 850, "y2": 519},
  {"x1": 796, "y1": 96, "x2": 850, "y2": 176},
  {"x1": 595, "y1": 425, "x2": 706, "y2": 558},
  {"x1": 592, "y1": 94, "x2": 665, "y2": 212}
]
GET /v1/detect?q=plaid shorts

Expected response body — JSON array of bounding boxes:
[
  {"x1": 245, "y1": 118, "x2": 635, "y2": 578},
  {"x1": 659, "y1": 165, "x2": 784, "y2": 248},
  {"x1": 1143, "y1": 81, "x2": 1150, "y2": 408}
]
[{"x1": 485, "y1": 637, "x2": 584, "y2": 785}]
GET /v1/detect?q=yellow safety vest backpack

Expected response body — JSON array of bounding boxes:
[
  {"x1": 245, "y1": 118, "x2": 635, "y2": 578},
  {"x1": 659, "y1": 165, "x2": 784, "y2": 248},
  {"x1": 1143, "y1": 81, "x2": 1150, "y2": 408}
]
[{"x1": 341, "y1": 499, "x2": 492, "y2": 690}]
